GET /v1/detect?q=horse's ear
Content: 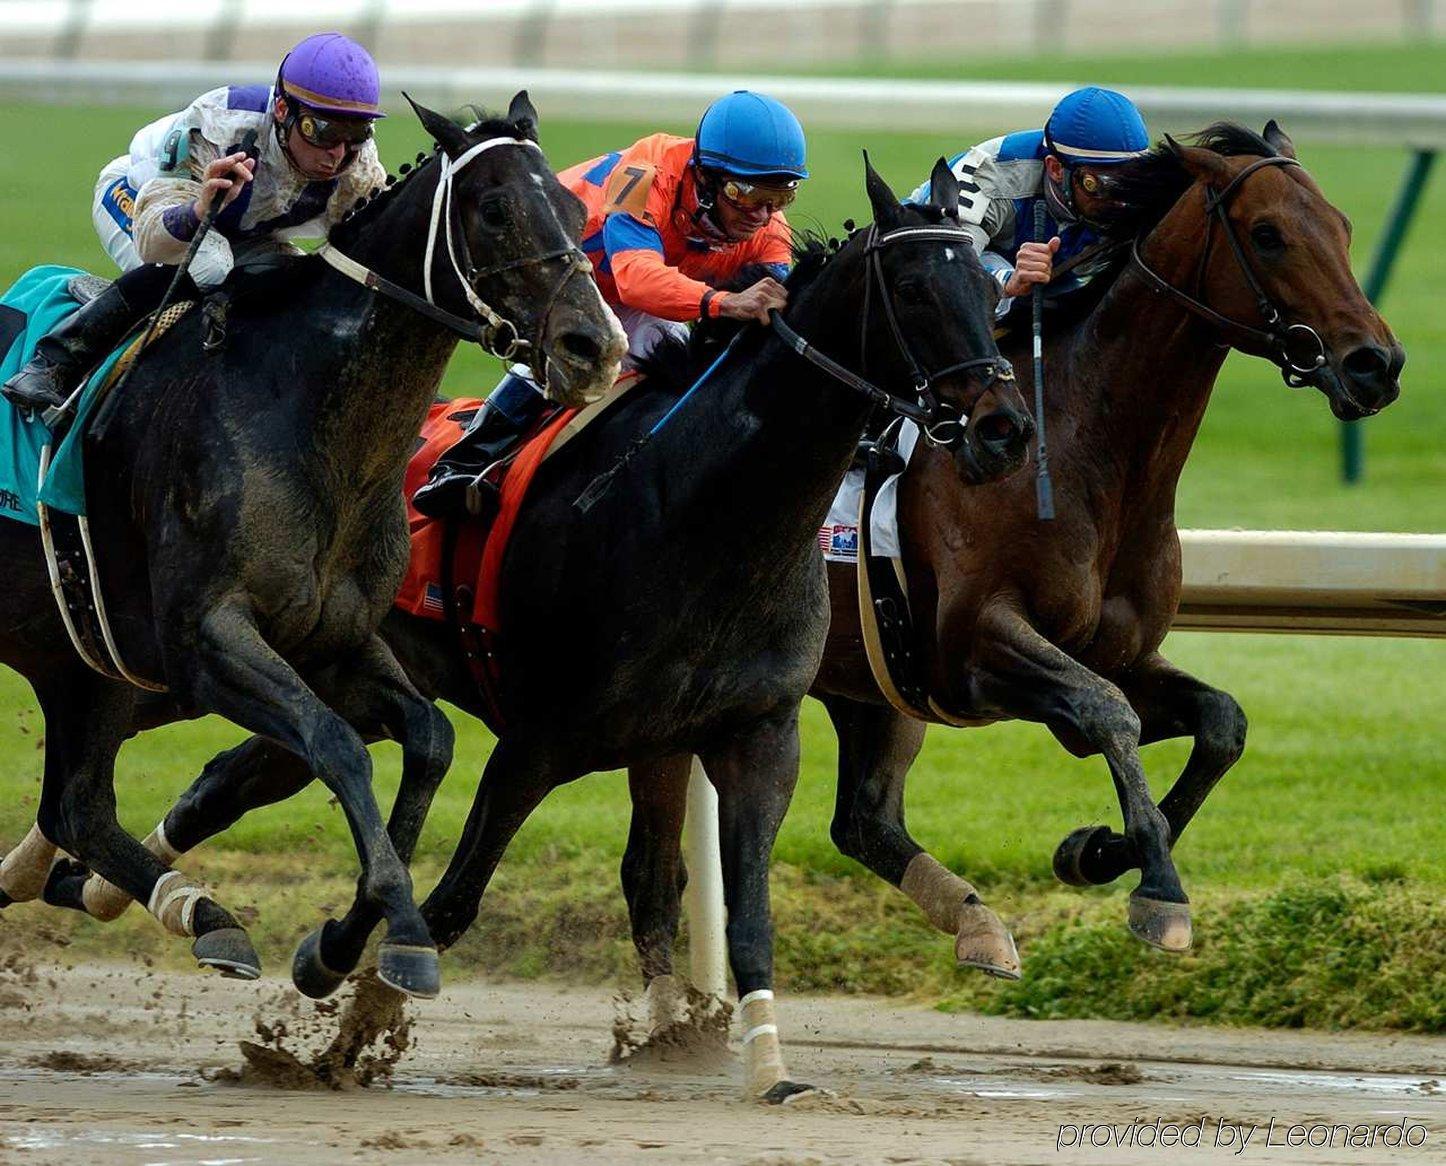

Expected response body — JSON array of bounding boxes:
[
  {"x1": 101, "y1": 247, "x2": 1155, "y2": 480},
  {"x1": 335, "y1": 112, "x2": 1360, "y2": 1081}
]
[
  {"x1": 927, "y1": 157, "x2": 960, "y2": 218},
  {"x1": 863, "y1": 150, "x2": 902, "y2": 225},
  {"x1": 508, "y1": 90, "x2": 540, "y2": 141},
  {"x1": 1263, "y1": 119, "x2": 1297, "y2": 160},
  {"x1": 405, "y1": 91, "x2": 471, "y2": 159},
  {"x1": 1166, "y1": 135, "x2": 1231, "y2": 186}
]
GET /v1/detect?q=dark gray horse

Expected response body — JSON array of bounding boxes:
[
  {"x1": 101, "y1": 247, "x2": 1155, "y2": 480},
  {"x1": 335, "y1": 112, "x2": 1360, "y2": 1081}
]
[
  {"x1": 51, "y1": 160, "x2": 1032, "y2": 1096},
  {"x1": 0, "y1": 95, "x2": 625, "y2": 999}
]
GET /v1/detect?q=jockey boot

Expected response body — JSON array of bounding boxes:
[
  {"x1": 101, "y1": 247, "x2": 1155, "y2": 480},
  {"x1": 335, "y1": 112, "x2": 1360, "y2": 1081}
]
[
  {"x1": 2, "y1": 281, "x2": 142, "y2": 416},
  {"x1": 411, "y1": 374, "x2": 545, "y2": 519}
]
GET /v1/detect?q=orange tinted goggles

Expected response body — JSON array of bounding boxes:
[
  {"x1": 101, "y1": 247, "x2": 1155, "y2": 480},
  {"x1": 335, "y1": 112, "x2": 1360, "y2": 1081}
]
[
  {"x1": 297, "y1": 109, "x2": 374, "y2": 150},
  {"x1": 720, "y1": 177, "x2": 799, "y2": 211}
]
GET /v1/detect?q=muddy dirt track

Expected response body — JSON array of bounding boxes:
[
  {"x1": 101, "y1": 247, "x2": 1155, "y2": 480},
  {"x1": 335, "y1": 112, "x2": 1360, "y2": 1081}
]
[{"x1": 0, "y1": 962, "x2": 1441, "y2": 1166}]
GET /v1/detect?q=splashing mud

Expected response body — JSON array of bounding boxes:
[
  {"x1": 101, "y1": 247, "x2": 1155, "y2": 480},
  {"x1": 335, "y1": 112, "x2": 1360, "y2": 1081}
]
[
  {"x1": 609, "y1": 980, "x2": 733, "y2": 1071},
  {"x1": 231, "y1": 969, "x2": 414, "y2": 1090}
]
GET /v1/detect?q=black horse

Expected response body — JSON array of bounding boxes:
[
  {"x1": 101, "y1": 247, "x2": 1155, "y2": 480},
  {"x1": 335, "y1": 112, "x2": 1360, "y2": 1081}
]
[
  {"x1": 0, "y1": 95, "x2": 625, "y2": 999},
  {"x1": 58, "y1": 159, "x2": 1033, "y2": 1096}
]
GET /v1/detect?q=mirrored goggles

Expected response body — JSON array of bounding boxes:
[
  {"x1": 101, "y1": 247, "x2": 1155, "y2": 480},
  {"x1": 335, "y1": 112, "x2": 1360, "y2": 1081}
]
[
  {"x1": 1071, "y1": 167, "x2": 1121, "y2": 198},
  {"x1": 720, "y1": 176, "x2": 799, "y2": 212},
  {"x1": 296, "y1": 108, "x2": 374, "y2": 151}
]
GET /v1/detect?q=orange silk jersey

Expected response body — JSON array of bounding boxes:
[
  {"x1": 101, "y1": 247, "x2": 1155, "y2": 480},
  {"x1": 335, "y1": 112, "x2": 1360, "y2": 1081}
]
[{"x1": 557, "y1": 134, "x2": 793, "y2": 323}]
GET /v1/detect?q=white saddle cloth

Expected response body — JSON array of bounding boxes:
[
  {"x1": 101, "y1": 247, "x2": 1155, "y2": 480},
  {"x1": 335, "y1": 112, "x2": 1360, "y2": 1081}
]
[{"x1": 818, "y1": 420, "x2": 920, "y2": 563}]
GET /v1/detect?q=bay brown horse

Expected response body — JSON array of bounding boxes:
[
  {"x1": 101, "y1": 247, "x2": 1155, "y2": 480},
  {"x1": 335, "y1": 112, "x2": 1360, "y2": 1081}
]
[{"x1": 617, "y1": 121, "x2": 1403, "y2": 986}]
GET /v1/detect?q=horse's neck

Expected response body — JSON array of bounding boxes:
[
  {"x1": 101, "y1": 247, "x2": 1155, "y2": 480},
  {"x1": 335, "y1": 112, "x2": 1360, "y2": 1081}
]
[
  {"x1": 658, "y1": 284, "x2": 873, "y2": 546},
  {"x1": 1062, "y1": 264, "x2": 1230, "y2": 513},
  {"x1": 303, "y1": 189, "x2": 459, "y2": 487}
]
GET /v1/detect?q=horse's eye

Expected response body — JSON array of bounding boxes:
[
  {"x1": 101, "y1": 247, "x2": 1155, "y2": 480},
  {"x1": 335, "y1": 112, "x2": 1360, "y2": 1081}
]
[
  {"x1": 1251, "y1": 223, "x2": 1284, "y2": 252},
  {"x1": 895, "y1": 280, "x2": 927, "y2": 304},
  {"x1": 479, "y1": 198, "x2": 508, "y2": 229}
]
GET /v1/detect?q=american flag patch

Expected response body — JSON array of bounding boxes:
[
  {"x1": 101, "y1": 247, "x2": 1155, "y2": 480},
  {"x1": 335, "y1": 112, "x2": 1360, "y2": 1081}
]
[
  {"x1": 422, "y1": 582, "x2": 445, "y2": 614},
  {"x1": 818, "y1": 523, "x2": 859, "y2": 562}
]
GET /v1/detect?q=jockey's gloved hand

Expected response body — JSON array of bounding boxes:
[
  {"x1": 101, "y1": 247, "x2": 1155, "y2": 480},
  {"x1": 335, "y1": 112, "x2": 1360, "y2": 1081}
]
[
  {"x1": 716, "y1": 276, "x2": 789, "y2": 325},
  {"x1": 1003, "y1": 236, "x2": 1061, "y2": 298},
  {"x1": 192, "y1": 152, "x2": 258, "y2": 222}
]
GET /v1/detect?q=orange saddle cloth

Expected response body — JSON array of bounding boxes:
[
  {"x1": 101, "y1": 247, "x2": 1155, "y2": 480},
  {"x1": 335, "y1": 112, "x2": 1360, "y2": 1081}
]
[{"x1": 394, "y1": 398, "x2": 578, "y2": 631}]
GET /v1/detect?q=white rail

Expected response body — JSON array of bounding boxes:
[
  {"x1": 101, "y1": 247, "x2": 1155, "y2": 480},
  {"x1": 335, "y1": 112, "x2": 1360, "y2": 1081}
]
[{"x1": 5, "y1": 60, "x2": 1446, "y2": 147}]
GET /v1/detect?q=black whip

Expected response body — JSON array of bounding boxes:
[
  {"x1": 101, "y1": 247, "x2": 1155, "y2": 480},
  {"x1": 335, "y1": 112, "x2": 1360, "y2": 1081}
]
[{"x1": 1031, "y1": 201, "x2": 1055, "y2": 521}]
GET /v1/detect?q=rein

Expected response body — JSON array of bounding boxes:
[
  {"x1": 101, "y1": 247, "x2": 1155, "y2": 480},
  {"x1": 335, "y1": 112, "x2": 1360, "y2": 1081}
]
[
  {"x1": 778, "y1": 223, "x2": 1013, "y2": 449},
  {"x1": 1129, "y1": 155, "x2": 1328, "y2": 387},
  {"x1": 317, "y1": 134, "x2": 591, "y2": 374}
]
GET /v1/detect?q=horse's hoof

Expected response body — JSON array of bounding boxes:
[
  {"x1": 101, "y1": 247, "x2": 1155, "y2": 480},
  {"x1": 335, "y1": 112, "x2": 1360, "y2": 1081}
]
[
  {"x1": 1052, "y1": 825, "x2": 1114, "y2": 887},
  {"x1": 292, "y1": 926, "x2": 349, "y2": 999},
  {"x1": 1128, "y1": 894, "x2": 1193, "y2": 953},
  {"x1": 193, "y1": 927, "x2": 261, "y2": 981},
  {"x1": 955, "y1": 903, "x2": 1022, "y2": 980},
  {"x1": 377, "y1": 942, "x2": 440, "y2": 1000},
  {"x1": 762, "y1": 1080, "x2": 818, "y2": 1104}
]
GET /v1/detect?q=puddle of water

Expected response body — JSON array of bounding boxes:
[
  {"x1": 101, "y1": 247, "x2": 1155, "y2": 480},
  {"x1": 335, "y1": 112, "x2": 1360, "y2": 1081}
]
[{"x1": 5, "y1": 1128, "x2": 274, "y2": 1152}]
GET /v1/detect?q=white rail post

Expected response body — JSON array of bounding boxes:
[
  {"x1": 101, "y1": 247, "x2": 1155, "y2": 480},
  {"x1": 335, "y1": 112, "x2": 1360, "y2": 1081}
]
[{"x1": 683, "y1": 757, "x2": 727, "y2": 1000}]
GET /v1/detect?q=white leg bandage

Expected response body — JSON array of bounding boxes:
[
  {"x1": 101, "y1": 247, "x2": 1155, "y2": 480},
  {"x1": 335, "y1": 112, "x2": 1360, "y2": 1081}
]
[
  {"x1": 739, "y1": 988, "x2": 788, "y2": 1096},
  {"x1": 0, "y1": 825, "x2": 57, "y2": 902},
  {"x1": 146, "y1": 869, "x2": 208, "y2": 937},
  {"x1": 81, "y1": 824, "x2": 183, "y2": 922}
]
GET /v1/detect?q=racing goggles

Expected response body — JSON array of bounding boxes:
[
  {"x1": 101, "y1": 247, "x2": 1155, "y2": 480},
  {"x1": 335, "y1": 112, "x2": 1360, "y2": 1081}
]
[
  {"x1": 719, "y1": 176, "x2": 799, "y2": 212},
  {"x1": 1070, "y1": 166, "x2": 1121, "y2": 199},
  {"x1": 296, "y1": 108, "x2": 375, "y2": 151}
]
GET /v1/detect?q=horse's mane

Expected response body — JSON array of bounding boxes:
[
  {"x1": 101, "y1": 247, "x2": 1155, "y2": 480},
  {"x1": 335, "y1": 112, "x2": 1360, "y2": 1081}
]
[
  {"x1": 632, "y1": 201, "x2": 959, "y2": 399},
  {"x1": 631, "y1": 228, "x2": 839, "y2": 398},
  {"x1": 326, "y1": 111, "x2": 527, "y2": 248},
  {"x1": 1098, "y1": 121, "x2": 1281, "y2": 241}
]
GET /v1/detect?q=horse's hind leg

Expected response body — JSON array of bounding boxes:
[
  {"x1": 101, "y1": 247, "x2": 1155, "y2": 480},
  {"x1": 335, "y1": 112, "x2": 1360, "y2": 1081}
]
[
  {"x1": 820, "y1": 694, "x2": 1019, "y2": 979},
  {"x1": 293, "y1": 635, "x2": 455, "y2": 998},
  {"x1": 420, "y1": 739, "x2": 567, "y2": 953},
  {"x1": 29, "y1": 669, "x2": 260, "y2": 977},
  {"x1": 45, "y1": 735, "x2": 311, "y2": 925},
  {"x1": 1054, "y1": 652, "x2": 1247, "y2": 888},
  {"x1": 184, "y1": 604, "x2": 437, "y2": 998},
  {"x1": 700, "y1": 711, "x2": 816, "y2": 1103},
  {"x1": 971, "y1": 609, "x2": 1191, "y2": 953},
  {"x1": 621, "y1": 755, "x2": 691, "y2": 1027}
]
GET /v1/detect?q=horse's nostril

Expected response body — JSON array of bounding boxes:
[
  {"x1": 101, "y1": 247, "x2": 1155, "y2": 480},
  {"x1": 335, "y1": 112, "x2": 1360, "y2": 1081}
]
[
  {"x1": 1343, "y1": 345, "x2": 1390, "y2": 381},
  {"x1": 976, "y1": 412, "x2": 1020, "y2": 447},
  {"x1": 559, "y1": 331, "x2": 602, "y2": 364}
]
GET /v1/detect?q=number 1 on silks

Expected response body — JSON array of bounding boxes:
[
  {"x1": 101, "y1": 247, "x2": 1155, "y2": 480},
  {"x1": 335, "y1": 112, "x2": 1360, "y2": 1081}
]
[{"x1": 1032, "y1": 201, "x2": 1055, "y2": 521}]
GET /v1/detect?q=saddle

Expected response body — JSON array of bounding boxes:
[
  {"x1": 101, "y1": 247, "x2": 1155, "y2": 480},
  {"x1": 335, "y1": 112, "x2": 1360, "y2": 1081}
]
[{"x1": 394, "y1": 373, "x2": 644, "y2": 730}]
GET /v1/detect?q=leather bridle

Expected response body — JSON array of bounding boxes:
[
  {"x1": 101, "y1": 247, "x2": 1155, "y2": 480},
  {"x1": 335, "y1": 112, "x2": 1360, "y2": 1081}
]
[
  {"x1": 771, "y1": 222, "x2": 1014, "y2": 449},
  {"x1": 1130, "y1": 155, "x2": 1328, "y2": 387}
]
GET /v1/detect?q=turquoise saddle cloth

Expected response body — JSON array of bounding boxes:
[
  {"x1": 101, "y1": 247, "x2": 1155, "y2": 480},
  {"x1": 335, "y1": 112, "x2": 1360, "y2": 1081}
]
[{"x1": 0, "y1": 265, "x2": 132, "y2": 526}]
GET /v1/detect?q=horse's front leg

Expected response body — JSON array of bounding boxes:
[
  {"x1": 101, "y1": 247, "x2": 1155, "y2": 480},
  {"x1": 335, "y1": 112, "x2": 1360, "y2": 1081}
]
[
  {"x1": 970, "y1": 604, "x2": 1192, "y2": 953},
  {"x1": 621, "y1": 754, "x2": 692, "y2": 1029},
  {"x1": 1054, "y1": 652, "x2": 1247, "y2": 888},
  {"x1": 176, "y1": 603, "x2": 438, "y2": 998},
  {"x1": 700, "y1": 710, "x2": 816, "y2": 1103},
  {"x1": 819, "y1": 692, "x2": 1018, "y2": 978},
  {"x1": 294, "y1": 634, "x2": 455, "y2": 998}
]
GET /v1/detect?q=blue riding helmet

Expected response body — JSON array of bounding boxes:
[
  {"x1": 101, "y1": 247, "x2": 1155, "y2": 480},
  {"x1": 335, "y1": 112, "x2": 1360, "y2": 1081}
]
[
  {"x1": 695, "y1": 90, "x2": 809, "y2": 179},
  {"x1": 1044, "y1": 87, "x2": 1149, "y2": 166}
]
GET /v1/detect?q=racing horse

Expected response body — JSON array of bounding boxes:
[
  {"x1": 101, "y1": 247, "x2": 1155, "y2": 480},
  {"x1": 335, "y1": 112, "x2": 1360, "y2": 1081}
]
[
  {"x1": 0, "y1": 95, "x2": 625, "y2": 999},
  {"x1": 58, "y1": 159, "x2": 1033, "y2": 1097},
  {"x1": 618, "y1": 121, "x2": 1404, "y2": 982}
]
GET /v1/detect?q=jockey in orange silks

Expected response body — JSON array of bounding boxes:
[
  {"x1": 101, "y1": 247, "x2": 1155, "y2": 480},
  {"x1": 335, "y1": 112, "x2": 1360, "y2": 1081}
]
[{"x1": 412, "y1": 89, "x2": 809, "y2": 518}]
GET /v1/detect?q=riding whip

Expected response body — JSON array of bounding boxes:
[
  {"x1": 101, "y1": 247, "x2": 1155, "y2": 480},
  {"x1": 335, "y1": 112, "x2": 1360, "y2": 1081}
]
[
  {"x1": 74, "y1": 129, "x2": 261, "y2": 436},
  {"x1": 1031, "y1": 201, "x2": 1056, "y2": 521}
]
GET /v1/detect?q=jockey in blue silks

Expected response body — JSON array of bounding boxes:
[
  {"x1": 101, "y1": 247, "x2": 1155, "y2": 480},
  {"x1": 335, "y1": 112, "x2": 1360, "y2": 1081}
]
[{"x1": 907, "y1": 86, "x2": 1149, "y2": 321}]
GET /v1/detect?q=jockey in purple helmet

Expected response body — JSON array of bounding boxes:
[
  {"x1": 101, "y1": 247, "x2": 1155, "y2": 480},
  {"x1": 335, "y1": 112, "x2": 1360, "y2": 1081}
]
[
  {"x1": 906, "y1": 86, "x2": 1149, "y2": 321},
  {"x1": 4, "y1": 32, "x2": 388, "y2": 414}
]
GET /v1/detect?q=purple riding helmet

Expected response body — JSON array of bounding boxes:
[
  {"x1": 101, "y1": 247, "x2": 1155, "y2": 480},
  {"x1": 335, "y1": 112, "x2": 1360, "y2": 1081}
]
[{"x1": 277, "y1": 32, "x2": 385, "y2": 120}]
